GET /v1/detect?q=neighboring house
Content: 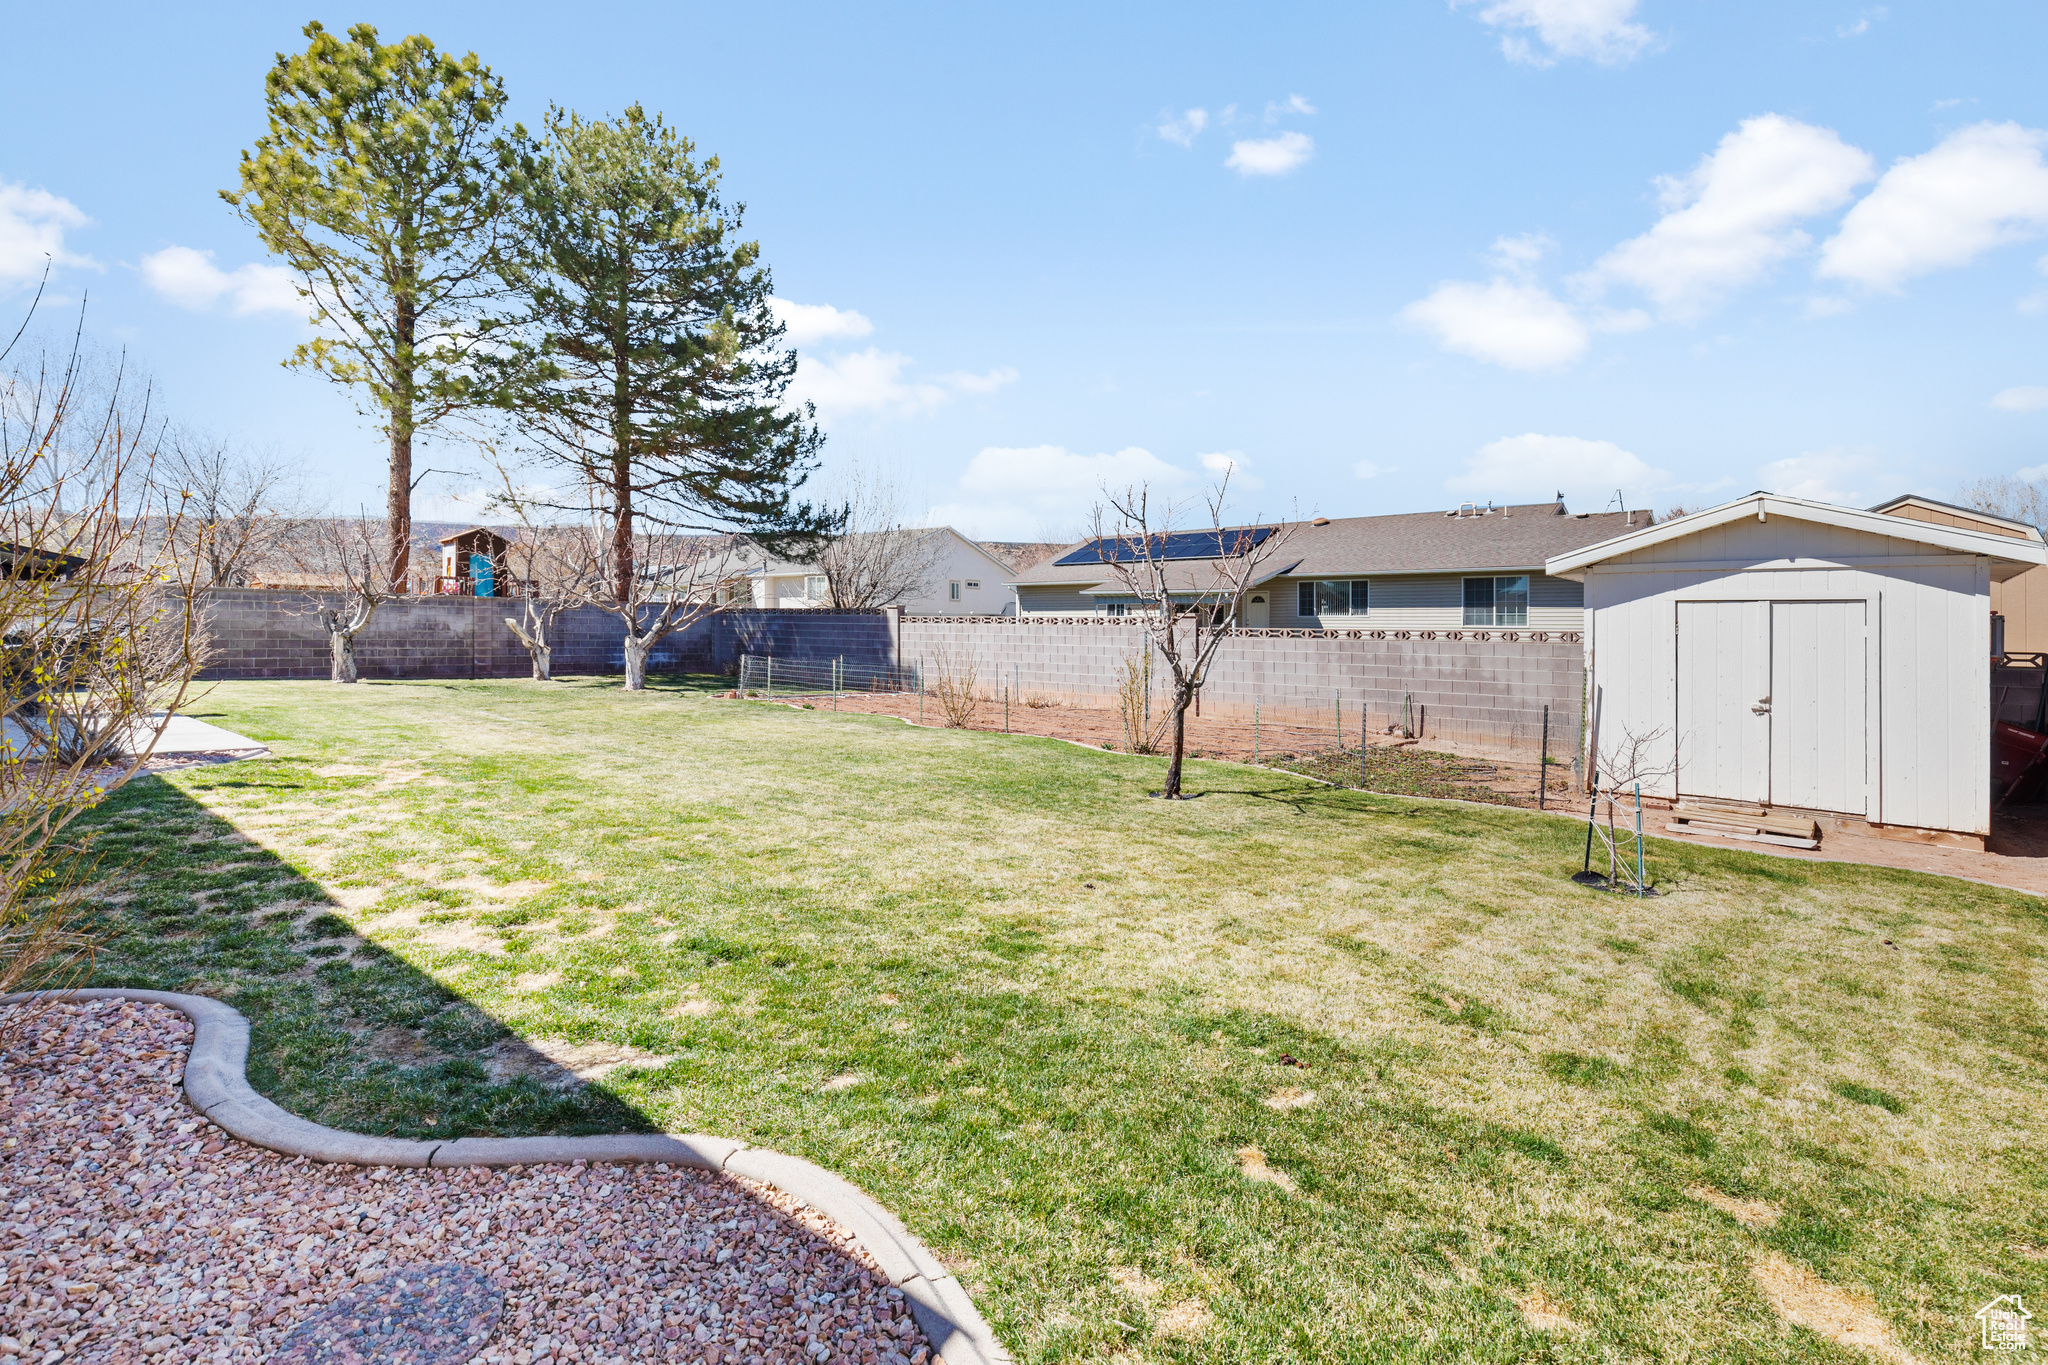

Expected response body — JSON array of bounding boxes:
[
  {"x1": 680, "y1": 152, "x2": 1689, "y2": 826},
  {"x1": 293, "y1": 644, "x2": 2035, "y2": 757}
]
[
  {"x1": 1869, "y1": 494, "x2": 2047, "y2": 653},
  {"x1": 1006, "y1": 499, "x2": 1650, "y2": 629},
  {"x1": 1547, "y1": 491, "x2": 2046, "y2": 843},
  {"x1": 739, "y1": 527, "x2": 1022, "y2": 615}
]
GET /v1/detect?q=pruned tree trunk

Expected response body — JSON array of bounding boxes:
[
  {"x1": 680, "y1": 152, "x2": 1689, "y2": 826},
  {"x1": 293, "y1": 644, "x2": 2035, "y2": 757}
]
[
  {"x1": 328, "y1": 624, "x2": 359, "y2": 684},
  {"x1": 318, "y1": 599, "x2": 376, "y2": 684},
  {"x1": 504, "y1": 600, "x2": 561, "y2": 681},
  {"x1": 1163, "y1": 695, "x2": 1190, "y2": 798},
  {"x1": 623, "y1": 633, "x2": 651, "y2": 692}
]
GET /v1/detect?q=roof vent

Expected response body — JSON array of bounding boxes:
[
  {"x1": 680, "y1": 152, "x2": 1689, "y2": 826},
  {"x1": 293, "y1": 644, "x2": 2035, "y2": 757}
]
[
  {"x1": 1310, "y1": 516, "x2": 1330, "y2": 526},
  {"x1": 1448, "y1": 501, "x2": 1481, "y2": 518}
]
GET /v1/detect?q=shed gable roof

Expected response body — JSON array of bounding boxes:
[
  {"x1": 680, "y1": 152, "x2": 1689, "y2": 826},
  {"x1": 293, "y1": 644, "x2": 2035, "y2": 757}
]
[{"x1": 1544, "y1": 491, "x2": 2048, "y2": 578}]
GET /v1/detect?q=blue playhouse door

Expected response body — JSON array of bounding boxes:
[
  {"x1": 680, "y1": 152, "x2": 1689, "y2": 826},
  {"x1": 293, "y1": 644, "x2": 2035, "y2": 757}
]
[{"x1": 470, "y1": 552, "x2": 494, "y2": 597}]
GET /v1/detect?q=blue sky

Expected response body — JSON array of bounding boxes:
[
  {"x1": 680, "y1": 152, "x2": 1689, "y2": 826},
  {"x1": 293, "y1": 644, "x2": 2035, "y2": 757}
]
[{"x1": 5, "y1": 1, "x2": 2047, "y2": 538}]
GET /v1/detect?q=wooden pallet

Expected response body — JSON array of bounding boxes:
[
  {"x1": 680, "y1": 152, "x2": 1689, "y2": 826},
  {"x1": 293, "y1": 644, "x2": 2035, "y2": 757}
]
[{"x1": 1668, "y1": 800, "x2": 1822, "y2": 849}]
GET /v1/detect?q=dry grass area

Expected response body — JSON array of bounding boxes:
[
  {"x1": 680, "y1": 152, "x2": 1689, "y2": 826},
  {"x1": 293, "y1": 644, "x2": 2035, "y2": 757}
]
[{"x1": 62, "y1": 675, "x2": 2048, "y2": 1363}]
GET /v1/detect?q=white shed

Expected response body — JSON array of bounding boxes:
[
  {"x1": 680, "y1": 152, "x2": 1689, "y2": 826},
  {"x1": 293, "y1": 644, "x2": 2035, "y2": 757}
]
[{"x1": 1545, "y1": 492, "x2": 2047, "y2": 845}]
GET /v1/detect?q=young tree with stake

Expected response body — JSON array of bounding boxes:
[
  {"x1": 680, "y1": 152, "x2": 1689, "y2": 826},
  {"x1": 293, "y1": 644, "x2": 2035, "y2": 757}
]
[
  {"x1": 225, "y1": 21, "x2": 515, "y2": 594},
  {"x1": 487, "y1": 104, "x2": 834, "y2": 688},
  {"x1": 1088, "y1": 478, "x2": 1294, "y2": 799}
]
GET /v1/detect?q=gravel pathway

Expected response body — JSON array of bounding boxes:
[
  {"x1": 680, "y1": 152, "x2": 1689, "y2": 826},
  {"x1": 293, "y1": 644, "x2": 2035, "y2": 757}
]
[{"x1": 0, "y1": 1000, "x2": 933, "y2": 1365}]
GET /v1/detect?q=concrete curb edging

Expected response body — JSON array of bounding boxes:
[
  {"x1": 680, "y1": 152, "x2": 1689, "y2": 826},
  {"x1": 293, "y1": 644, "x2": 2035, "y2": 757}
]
[{"x1": 2, "y1": 988, "x2": 1011, "y2": 1365}]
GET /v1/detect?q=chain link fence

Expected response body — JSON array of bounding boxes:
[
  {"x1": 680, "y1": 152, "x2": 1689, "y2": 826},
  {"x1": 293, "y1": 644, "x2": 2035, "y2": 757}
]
[{"x1": 734, "y1": 652, "x2": 1582, "y2": 810}]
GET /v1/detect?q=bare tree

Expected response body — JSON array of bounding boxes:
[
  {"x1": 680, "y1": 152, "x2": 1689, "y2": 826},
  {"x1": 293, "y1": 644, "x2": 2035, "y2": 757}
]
[
  {"x1": 1088, "y1": 478, "x2": 1295, "y2": 798},
  {"x1": 292, "y1": 514, "x2": 393, "y2": 683},
  {"x1": 1960, "y1": 474, "x2": 2047, "y2": 527},
  {"x1": 0, "y1": 291, "x2": 210, "y2": 1008},
  {"x1": 811, "y1": 464, "x2": 943, "y2": 610},
  {"x1": 159, "y1": 429, "x2": 311, "y2": 586},
  {"x1": 552, "y1": 510, "x2": 744, "y2": 691}
]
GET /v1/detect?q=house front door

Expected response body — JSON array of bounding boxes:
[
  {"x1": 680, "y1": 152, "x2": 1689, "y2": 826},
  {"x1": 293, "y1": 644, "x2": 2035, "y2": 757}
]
[{"x1": 1244, "y1": 593, "x2": 1269, "y2": 628}]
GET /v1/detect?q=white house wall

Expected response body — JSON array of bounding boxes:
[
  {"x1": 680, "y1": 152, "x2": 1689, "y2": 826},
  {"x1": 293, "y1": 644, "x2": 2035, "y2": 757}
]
[{"x1": 1583, "y1": 515, "x2": 1991, "y2": 835}]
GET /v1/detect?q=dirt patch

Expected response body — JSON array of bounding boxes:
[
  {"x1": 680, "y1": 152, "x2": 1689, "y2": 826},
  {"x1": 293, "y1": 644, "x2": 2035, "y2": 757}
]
[
  {"x1": 1512, "y1": 1286, "x2": 1580, "y2": 1334},
  {"x1": 1263, "y1": 1086, "x2": 1317, "y2": 1111},
  {"x1": 1689, "y1": 1184, "x2": 1782, "y2": 1229},
  {"x1": 1109, "y1": 1266, "x2": 1164, "y2": 1300},
  {"x1": 1236, "y1": 1145, "x2": 1296, "y2": 1193},
  {"x1": 511, "y1": 972, "x2": 562, "y2": 993},
  {"x1": 1156, "y1": 1298, "x2": 1215, "y2": 1339},
  {"x1": 820, "y1": 1073, "x2": 864, "y2": 1092},
  {"x1": 666, "y1": 998, "x2": 719, "y2": 1018},
  {"x1": 484, "y1": 1036, "x2": 673, "y2": 1087},
  {"x1": 365, "y1": 1026, "x2": 442, "y2": 1065},
  {"x1": 1751, "y1": 1253, "x2": 1918, "y2": 1364}
]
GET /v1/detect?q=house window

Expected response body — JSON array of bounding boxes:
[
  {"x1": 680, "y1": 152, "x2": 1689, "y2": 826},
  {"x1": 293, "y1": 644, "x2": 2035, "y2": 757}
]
[
  {"x1": 949, "y1": 581, "x2": 962, "y2": 601},
  {"x1": 1295, "y1": 580, "x2": 1369, "y2": 617},
  {"x1": 1104, "y1": 602, "x2": 1127, "y2": 617},
  {"x1": 805, "y1": 575, "x2": 828, "y2": 600},
  {"x1": 1462, "y1": 575, "x2": 1529, "y2": 626},
  {"x1": 965, "y1": 580, "x2": 980, "y2": 590}
]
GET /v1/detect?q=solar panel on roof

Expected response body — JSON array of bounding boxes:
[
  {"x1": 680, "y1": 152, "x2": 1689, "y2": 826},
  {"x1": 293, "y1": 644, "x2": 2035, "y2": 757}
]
[{"x1": 1054, "y1": 526, "x2": 1275, "y2": 566}]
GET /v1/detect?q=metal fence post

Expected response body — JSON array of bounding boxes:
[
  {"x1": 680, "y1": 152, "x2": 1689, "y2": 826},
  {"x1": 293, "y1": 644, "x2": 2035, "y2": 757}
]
[
  {"x1": 766, "y1": 656, "x2": 773, "y2": 696},
  {"x1": 1539, "y1": 704, "x2": 1550, "y2": 809},
  {"x1": 1359, "y1": 698, "x2": 1367, "y2": 787},
  {"x1": 1253, "y1": 695, "x2": 1260, "y2": 764}
]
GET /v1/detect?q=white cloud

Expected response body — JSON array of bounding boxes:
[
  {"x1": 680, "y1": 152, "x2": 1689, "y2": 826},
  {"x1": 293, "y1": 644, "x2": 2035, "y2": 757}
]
[
  {"x1": 789, "y1": 348, "x2": 1014, "y2": 419},
  {"x1": 1463, "y1": 0, "x2": 1653, "y2": 66},
  {"x1": 1447, "y1": 433, "x2": 1674, "y2": 507},
  {"x1": 1158, "y1": 108, "x2": 1209, "y2": 148},
  {"x1": 1353, "y1": 459, "x2": 1396, "y2": 480},
  {"x1": 0, "y1": 182, "x2": 93, "y2": 287},
  {"x1": 1819, "y1": 122, "x2": 2048, "y2": 290},
  {"x1": 768, "y1": 297, "x2": 874, "y2": 348},
  {"x1": 1582, "y1": 115, "x2": 1874, "y2": 318},
  {"x1": 925, "y1": 445, "x2": 1201, "y2": 539},
  {"x1": 1402, "y1": 278, "x2": 1588, "y2": 370},
  {"x1": 936, "y1": 366, "x2": 1019, "y2": 395},
  {"x1": 1992, "y1": 385, "x2": 2048, "y2": 413},
  {"x1": 1837, "y1": 8, "x2": 1886, "y2": 37},
  {"x1": 139, "y1": 246, "x2": 300, "y2": 315},
  {"x1": 1489, "y1": 233, "x2": 1555, "y2": 274},
  {"x1": 1226, "y1": 131, "x2": 1314, "y2": 177},
  {"x1": 1266, "y1": 95, "x2": 1315, "y2": 122},
  {"x1": 1198, "y1": 449, "x2": 1264, "y2": 491},
  {"x1": 1757, "y1": 445, "x2": 1890, "y2": 505}
]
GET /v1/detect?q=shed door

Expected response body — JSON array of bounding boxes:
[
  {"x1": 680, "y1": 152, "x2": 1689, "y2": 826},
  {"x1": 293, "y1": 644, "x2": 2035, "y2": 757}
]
[
  {"x1": 1677, "y1": 601, "x2": 1770, "y2": 804},
  {"x1": 1768, "y1": 600, "x2": 1867, "y2": 815}
]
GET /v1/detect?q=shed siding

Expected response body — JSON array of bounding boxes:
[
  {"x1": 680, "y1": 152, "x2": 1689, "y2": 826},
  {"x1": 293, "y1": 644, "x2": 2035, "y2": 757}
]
[{"x1": 1583, "y1": 516, "x2": 1990, "y2": 835}]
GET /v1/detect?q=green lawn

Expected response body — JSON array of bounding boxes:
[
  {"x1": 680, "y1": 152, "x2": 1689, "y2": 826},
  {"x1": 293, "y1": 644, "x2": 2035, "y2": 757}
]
[{"x1": 72, "y1": 677, "x2": 2048, "y2": 1362}]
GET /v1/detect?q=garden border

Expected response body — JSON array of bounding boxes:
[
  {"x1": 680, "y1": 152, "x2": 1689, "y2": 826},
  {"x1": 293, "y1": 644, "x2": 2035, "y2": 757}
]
[{"x1": 1, "y1": 987, "x2": 1009, "y2": 1365}]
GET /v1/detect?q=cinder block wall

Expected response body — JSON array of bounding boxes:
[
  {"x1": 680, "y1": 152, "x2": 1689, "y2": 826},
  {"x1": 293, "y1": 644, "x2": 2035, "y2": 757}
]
[
  {"x1": 897, "y1": 615, "x2": 1585, "y2": 737},
  {"x1": 192, "y1": 593, "x2": 1583, "y2": 736},
  {"x1": 194, "y1": 590, "x2": 893, "y2": 681}
]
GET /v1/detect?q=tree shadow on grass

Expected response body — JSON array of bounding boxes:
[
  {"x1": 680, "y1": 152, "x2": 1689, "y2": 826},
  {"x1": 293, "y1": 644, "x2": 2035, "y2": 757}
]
[{"x1": 55, "y1": 770, "x2": 653, "y2": 1142}]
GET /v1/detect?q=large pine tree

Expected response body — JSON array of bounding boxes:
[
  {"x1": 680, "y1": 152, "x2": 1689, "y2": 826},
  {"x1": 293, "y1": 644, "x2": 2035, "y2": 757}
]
[
  {"x1": 225, "y1": 21, "x2": 515, "y2": 593},
  {"x1": 492, "y1": 104, "x2": 832, "y2": 617}
]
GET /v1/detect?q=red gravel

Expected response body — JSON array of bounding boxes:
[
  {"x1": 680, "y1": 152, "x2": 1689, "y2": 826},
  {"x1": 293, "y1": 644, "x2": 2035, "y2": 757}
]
[{"x1": 0, "y1": 1000, "x2": 932, "y2": 1365}]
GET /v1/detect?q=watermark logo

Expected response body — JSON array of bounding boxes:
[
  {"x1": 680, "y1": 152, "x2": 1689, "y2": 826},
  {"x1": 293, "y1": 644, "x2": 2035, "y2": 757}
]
[{"x1": 1976, "y1": 1295, "x2": 2031, "y2": 1352}]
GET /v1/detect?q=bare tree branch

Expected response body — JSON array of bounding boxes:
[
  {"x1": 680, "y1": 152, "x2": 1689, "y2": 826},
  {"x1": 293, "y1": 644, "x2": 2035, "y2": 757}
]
[{"x1": 1087, "y1": 476, "x2": 1296, "y2": 798}]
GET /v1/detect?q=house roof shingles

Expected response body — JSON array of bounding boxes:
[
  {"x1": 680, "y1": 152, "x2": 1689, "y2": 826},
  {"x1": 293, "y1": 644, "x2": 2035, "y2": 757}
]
[{"x1": 1007, "y1": 503, "x2": 1653, "y2": 587}]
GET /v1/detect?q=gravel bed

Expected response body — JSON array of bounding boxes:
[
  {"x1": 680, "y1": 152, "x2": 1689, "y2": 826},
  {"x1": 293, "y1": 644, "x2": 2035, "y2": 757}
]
[{"x1": 0, "y1": 1000, "x2": 933, "y2": 1365}]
